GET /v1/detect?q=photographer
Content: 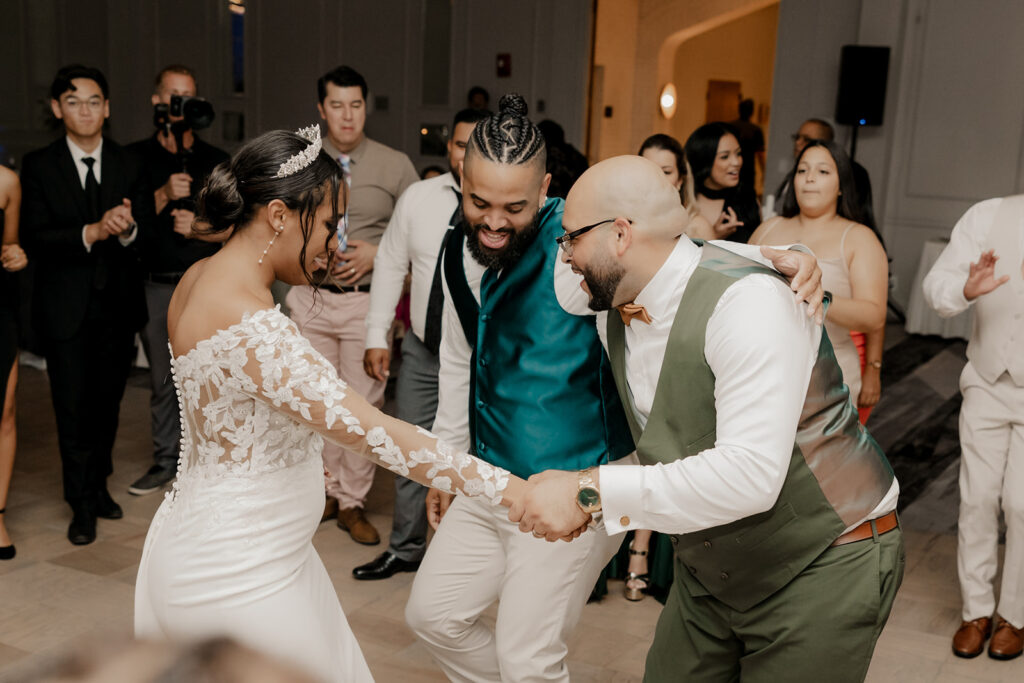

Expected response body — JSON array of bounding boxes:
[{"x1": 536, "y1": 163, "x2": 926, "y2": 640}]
[{"x1": 126, "y1": 65, "x2": 229, "y2": 496}]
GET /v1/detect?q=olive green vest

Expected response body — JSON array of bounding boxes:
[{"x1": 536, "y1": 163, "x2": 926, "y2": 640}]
[{"x1": 606, "y1": 243, "x2": 894, "y2": 611}]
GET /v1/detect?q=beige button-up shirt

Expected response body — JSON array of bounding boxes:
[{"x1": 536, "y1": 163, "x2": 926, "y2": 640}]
[{"x1": 322, "y1": 136, "x2": 418, "y2": 286}]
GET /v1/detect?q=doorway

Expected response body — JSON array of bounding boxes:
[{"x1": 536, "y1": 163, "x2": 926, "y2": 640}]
[{"x1": 705, "y1": 80, "x2": 742, "y2": 123}]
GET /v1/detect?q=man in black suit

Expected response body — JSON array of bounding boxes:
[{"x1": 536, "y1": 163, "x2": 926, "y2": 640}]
[
  {"x1": 20, "y1": 65, "x2": 151, "y2": 545},
  {"x1": 126, "y1": 65, "x2": 229, "y2": 497}
]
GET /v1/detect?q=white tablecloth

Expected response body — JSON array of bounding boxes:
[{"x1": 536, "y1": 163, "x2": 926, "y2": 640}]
[{"x1": 905, "y1": 237, "x2": 974, "y2": 339}]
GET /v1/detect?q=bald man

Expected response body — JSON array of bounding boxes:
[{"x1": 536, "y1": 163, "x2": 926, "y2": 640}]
[{"x1": 512, "y1": 156, "x2": 904, "y2": 682}]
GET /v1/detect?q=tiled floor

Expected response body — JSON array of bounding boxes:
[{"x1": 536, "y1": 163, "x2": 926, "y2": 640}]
[{"x1": 0, "y1": 324, "x2": 1021, "y2": 681}]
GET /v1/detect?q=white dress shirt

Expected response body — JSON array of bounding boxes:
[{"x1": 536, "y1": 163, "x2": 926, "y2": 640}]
[
  {"x1": 365, "y1": 172, "x2": 460, "y2": 349},
  {"x1": 432, "y1": 233, "x2": 784, "y2": 455},
  {"x1": 923, "y1": 197, "x2": 1024, "y2": 317},
  {"x1": 66, "y1": 137, "x2": 137, "y2": 251},
  {"x1": 600, "y1": 237, "x2": 898, "y2": 536}
]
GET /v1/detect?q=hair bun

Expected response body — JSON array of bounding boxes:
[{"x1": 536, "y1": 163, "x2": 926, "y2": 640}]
[
  {"x1": 196, "y1": 162, "x2": 245, "y2": 234},
  {"x1": 498, "y1": 93, "x2": 528, "y2": 118}
]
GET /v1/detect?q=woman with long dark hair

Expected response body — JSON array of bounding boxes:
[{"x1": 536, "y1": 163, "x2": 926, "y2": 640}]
[
  {"x1": 0, "y1": 166, "x2": 27, "y2": 560},
  {"x1": 750, "y1": 140, "x2": 888, "y2": 411},
  {"x1": 133, "y1": 127, "x2": 527, "y2": 682},
  {"x1": 685, "y1": 122, "x2": 761, "y2": 243}
]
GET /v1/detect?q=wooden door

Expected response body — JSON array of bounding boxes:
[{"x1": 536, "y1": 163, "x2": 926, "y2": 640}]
[{"x1": 705, "y1": 80, "x2": 742, "y2": 123}]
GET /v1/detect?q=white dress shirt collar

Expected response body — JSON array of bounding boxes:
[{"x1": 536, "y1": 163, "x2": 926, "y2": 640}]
[
  {"x1": 440, "y1": 172, "x2": 460, "y2": 195},
  {"x1": 66, "y1": 136, "x2": 103, "y2": 187},
  {"x1": 632, "y1": 237, "x2": 701, "y2": 322}
]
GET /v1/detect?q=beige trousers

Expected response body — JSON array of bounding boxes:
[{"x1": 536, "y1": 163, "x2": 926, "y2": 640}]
[
  {"x1": 958, "y1": 361, "x2": 1024, "y2": 627},
  {"x1": 286, "y1": 286, "x2": 384, "y2": 509},
  {"x1": 405, "y1": 493, "x2": 624, "y2": 682}
]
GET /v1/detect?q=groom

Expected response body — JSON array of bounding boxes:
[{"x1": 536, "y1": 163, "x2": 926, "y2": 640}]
[
  {"x1": 405, "y1": 97, "x2": 829, "y2": 682},
  {"x1": 513, "y1": 155, "x2": 904, "y2": 682}
]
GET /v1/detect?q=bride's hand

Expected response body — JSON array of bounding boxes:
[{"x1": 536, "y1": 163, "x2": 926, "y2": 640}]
[{"x1": 426, "y1": 488, "x2": 454, "y2": 530}]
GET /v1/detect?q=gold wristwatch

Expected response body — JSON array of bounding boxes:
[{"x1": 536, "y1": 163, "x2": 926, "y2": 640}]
[{"x1": 576, "y1": 468, "x2": 602, "y2": 514}]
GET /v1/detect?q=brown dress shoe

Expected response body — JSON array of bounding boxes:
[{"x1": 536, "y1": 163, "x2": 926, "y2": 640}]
[
  {"x1": 321, "y1": 496, "x2": 339, "y2": 523},
  {"x1": 952, "y1": 617, "x2": 991, "y2": 658},
  {"x1": 337, "y1": 507, "x2": 380, "y2": 545},
  {"x1": 988, "y1": 617, "x2": 1024, "y2": 660}
]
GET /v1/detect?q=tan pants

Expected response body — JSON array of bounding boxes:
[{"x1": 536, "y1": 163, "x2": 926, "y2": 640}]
[
  {"x1": 286, "y1": 286, "x2": 383, "y2": 509},
  {"x1": 958, "y1": 361, "x2": 1024, "y2": 627},
  {"x1": 405, "y1": 494, "x2": 624, "y2": 682}
]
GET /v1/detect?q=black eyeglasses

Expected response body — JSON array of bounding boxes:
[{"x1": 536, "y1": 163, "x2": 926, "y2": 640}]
[{"x1": 556, "y1": 218, "x2": 630, "y2": 256}]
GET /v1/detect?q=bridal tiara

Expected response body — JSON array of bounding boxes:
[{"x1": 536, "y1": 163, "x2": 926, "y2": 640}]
[{"x1": 274, "y1": 124, "x2": 323, "y2": 178}]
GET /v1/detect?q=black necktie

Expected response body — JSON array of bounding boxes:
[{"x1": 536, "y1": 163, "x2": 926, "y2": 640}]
[
  {"x1": 423, "y1": 188, "x2": 461, "y2": 355},
  {"x1": 82, "y1": 156, "x2": 101, "y2": 223}
]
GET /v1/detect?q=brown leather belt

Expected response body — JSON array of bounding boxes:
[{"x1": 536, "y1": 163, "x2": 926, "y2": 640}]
[{"x1": 831, "y1": 510, "x2": 899, "y2": 547}]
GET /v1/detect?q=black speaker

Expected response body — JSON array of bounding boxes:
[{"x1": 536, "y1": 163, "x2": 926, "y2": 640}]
[{"x1": 835, "y1": 45, "x2": 890, "y2": 126}]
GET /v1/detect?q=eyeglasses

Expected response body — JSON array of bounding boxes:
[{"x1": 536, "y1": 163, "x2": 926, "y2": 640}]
[
  {"x1": 556, "y1": 218, "x2": 630, "y2": 256},
  {"x1": 64, "y1": 98, "x2": 104, "y2": 112},
  {"x1": 791, "y1": 133, "x2": 818, "y2": 144}
]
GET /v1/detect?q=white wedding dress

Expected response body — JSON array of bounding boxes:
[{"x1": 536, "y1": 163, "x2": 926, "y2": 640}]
[{"x1": 135, "y1": 307, "x2": 509, "y2": 682}]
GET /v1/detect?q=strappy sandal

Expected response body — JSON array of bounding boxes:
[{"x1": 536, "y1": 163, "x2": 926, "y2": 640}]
[{"x1": 624, "y1": 540, "x2": 649, "y2": 601}]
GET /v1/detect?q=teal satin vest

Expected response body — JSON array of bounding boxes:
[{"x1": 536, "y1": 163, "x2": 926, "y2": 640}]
[
  {"x1": 468, "y1": 198, "x2": 633, "y2": 479},
  {"x1": 606, "y1": 242, "x2": 894, "y2": 611}
]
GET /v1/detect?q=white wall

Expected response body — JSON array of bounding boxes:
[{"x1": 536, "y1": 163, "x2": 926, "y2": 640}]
[
  {"x1": 0, "y1": 0, "x2": 593, "y2": 173},
  {"x1": 768, "y1": 0, "x2": 1024, "y2": 307},
  {"x1": 763, "y1": 0, "x2": 863, "y2": 196},
  {"x1": 668, "y1": 4, "x2": 779, "y2": 149}
]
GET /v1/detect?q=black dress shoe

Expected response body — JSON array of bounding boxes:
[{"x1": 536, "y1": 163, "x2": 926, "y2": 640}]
[
  {"x1": 68, "y1": 508, "x2": 97, "y2": 545},
  {"x1": 95, "y1": 490, "x2": 123, "y2": 520},
  {"x1": 352, "y1": 551, "x2": 421, "y2": 580},
  {"x1": 0, "y1": 507, "x2": 14, "y2": 560}
]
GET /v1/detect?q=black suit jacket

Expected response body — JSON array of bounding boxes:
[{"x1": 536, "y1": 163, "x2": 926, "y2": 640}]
[{"x1": 20, "y1": 137, "x2": 151, "y2": 341}]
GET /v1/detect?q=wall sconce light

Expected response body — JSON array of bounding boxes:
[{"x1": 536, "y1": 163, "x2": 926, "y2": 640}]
[{"x1": 659, "y1": 83, "x2": 677, "y2": 119}]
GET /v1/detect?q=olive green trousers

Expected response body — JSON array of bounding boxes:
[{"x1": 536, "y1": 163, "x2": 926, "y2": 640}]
[{"x1": 644, "y1": 528, "x2": 904, "y2": 683}]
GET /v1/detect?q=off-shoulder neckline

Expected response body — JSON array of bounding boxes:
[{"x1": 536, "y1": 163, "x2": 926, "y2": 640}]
[{"x1": 170, "y1": 306, "x2": 289, "y2": 363}]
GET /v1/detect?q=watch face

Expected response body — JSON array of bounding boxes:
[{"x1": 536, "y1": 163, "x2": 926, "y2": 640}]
[{"x1": 577, "y1": 487, "x2": 600, "y2": 510}]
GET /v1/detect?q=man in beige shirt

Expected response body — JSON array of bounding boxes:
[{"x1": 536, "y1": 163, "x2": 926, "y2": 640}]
[{"x1": 286, "y1": 65, "x2": 418, "y2": 544}]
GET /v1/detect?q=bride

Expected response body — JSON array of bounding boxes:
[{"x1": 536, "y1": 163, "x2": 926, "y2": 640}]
[{"x1": 134, "y1": 126, "x2": 526, "y2": 682}]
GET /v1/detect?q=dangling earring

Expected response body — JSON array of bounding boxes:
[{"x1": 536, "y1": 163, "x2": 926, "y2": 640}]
[{"x1": 258, "y1": 225, "x2": 284, "y2": 265}]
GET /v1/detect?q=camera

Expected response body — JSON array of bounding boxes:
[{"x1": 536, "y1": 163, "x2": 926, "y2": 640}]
[{"x1": 153, "y1": 95, "x2": 215, "y2": 131}]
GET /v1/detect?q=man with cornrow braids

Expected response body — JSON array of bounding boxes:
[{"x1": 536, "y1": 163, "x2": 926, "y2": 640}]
[{"x1": 404, "y1": 94, "x2": 827, "y2": 681}]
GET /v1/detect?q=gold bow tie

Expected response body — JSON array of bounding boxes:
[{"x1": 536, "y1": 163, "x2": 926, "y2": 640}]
[{"x1": 617, "y1": 302, "x2": 652, "y2": 326}]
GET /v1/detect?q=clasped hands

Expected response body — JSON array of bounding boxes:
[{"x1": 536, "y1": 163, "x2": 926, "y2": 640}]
[
  {"x1": 1, "y1": 243, "x2": 27, "y2": 272},
  {"x1": 426, "y1": 469, "x2": 594, "y2": 543},
  {"x1": 86, "y1": 199, "x2": 136, "y2": 244}
]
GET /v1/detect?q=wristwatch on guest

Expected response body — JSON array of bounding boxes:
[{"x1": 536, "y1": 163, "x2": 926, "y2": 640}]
[{"x1": 576, "y1": 468, "x2": 602, "y2": 514}]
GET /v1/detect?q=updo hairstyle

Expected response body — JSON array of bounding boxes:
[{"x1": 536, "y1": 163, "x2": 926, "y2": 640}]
[{"x1": 196, "y1": 129, "x2": 344, "y2": 285}]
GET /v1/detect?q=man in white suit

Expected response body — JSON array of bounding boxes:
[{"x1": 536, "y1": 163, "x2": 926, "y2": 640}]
[{"x1": 924, "y1": 195, "x2": 1024, "y2": 661}]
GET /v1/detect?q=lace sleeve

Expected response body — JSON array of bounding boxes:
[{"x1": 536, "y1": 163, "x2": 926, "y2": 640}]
[{"x1": 234, "y1": 312, "x2": 512, "y2": 505}]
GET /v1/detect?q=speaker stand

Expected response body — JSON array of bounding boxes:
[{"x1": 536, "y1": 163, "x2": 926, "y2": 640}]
[{"x1": 849, "y1": 123, "x2": 860, "y2": 162}]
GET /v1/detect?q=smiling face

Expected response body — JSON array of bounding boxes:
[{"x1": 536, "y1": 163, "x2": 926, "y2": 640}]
[
  {"x1": 793, "y1": 146, "x2": 840, "y2": 215},
  {"x1": 706, "y1": 133, "x2": 741, "y2": 190},
  {"x1": 460, "y1": 152, "x2": 550, "y2": 270},
  {"x1": 317, "y1": 83, "x2": 366, "y2": 153},
  {"x1": 51, "y1": 78, "x2": 109, "y2": 143},
  {"x1": 276, "y1": 182, "x2": 346, "y2": 286},
  {"x1": 641, "y1": 147, "x2": 682, "y2": 190},
  {"x1": 558, "y1": 216, "x2": 624, "y2": 312}
]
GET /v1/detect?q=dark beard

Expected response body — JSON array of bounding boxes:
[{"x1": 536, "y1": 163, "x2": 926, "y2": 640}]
[
  {"x1": 463, "y1": 213, "x2": 542, "y2": 272},
  {"x1": 581, "y1": 259, "x2": 625, "y2": 311}
]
